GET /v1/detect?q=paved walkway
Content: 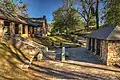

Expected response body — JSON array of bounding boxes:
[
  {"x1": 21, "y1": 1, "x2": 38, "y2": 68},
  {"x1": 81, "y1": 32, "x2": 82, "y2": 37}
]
[
  {"x1": 29, "y1": 48, "x2": 120, "y2": 80},
  {"x1": 56, "y1": 47, "x2": 102, "y2": 64}
]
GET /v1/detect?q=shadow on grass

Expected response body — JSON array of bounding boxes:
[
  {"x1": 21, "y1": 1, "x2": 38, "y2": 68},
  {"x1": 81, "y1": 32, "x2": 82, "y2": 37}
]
[
  {"x1": 63, "y1": 62, "x2": 120, "y2": 73},
  {"x1": 0, "y1": 42, "x2": 48, "y2": 79},
  {"x1": 29, "y1": 63, "x2": 107, "y2": 80}
]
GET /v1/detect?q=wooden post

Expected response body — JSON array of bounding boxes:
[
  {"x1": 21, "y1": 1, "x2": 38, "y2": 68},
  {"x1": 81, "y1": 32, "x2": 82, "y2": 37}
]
[
  {"x1": 61, "y1": 47, "x2": 65, "y2": 62},
  {"x1": 0, "y1": 20, "x2": 4, "y2": 39},
  {"x1": 18, "y1": 24, "x2": 23, "y2": 34},
  {"x1": 10, "y1": 22, "x2": 15, "y2": 36}
]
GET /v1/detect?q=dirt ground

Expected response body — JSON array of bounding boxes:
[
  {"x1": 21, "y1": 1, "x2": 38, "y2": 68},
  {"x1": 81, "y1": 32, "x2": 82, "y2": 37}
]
[{"x1": 28, "y1": 48, "x2": 120, "y2": 80}]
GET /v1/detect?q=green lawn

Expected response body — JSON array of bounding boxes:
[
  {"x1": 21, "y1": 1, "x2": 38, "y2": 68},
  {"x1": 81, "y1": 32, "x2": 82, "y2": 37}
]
[
  {"x1": 0, "y1": 41, "x2": 34, "y2": 80},
  {"x1": 32, "y1": 36, "x2": 80, "y2": 49}
]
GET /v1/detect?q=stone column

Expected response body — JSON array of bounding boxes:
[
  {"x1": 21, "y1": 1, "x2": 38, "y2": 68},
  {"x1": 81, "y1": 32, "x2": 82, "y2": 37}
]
[
  {"x1": 90, "y1": 38, "x2": 93, "y2": 52},
  {"x1": 94, "y1": 39, "x2": 97, "y2": 55},
  {"x1": 34, "y1": 27, "x2": 37, "y2": 34},
  {"x1": 37, "y1": 27, "x2": 40, "y2": 33},
  {"x1": 32, "y1": 26, "x2": 34, "y2": 34},
  {"x1": 42, "y1": 22, "x2": 46, "y2": 36},
  {"x1": 0, "y1": 20, "x2": 4, "y2": 38},
  {"x1": 25, "y1": 25, "x2": 28, "y2": 34},
  {"x1": 18, "y1": 24, "x2": 23, "y2": 34},
  {"x1": 10, "y1": 22, "x2": 15, "y2": 36},
  {"x1": 30, "y1": 26, "x2": 33, "y2": 34},
  {"x1": 86, "y1": 38, "x2": 89, "y2": 50}
]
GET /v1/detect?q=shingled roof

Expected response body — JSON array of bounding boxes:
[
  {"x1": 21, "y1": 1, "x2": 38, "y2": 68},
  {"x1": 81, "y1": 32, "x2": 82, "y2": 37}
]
[
  {"x1": 25, "y1": 18, "x2": 43, "y2": 27},
  {"x1": 0, "y1": 9, "x2": 45, "y2": 27},
  {"x1": 0, "y1": 9, "x2": 27, "y2": 24},
  {"x1": 85, "y1": 25, "x2": 120, "y2": 40}
]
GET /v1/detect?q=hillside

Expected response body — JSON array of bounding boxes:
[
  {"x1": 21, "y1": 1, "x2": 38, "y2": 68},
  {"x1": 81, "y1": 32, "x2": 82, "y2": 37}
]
[{"x1": 0, "y1": 40, "x2": 44, "y2": 80}]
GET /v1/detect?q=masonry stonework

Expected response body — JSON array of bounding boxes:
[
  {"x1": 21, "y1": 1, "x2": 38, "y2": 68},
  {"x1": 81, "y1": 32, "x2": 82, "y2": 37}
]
[
  {"x1": 107, "y1": 41, "x2": 120, "y2": 66},
  {"x1": 101, "y1": 40, "x2": 108, "y2": 64},
  {"x1": 0, "y1": 20, "x2": 4, "y2": 38}
]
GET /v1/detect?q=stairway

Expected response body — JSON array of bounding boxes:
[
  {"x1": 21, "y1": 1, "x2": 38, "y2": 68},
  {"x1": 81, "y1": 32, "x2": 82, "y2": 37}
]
[{"x1": 2, "y1": 35, "x2": 48, "y2": 69}]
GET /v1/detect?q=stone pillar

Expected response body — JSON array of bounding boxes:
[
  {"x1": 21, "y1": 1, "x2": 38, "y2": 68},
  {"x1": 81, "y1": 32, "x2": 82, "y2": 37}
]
[
  {"x1": 94, "y1": 39, "x2": 97, "y2": 55},
  {"x1": 86, "y1": 38, "x2": 89, "y2": 50},
  {"x1": 18, "y1": 24, "x2": 23, "y2": 34},
  {"x1": 61, "y1": 47, "x2": 65, "y2": 62},
  {"x1": 0, "y1": 20, "x2": 4, "y2": 38},
  {"x1": 25, "y1": 25, "x2": 28, "y2": 34},
  {"x1": 32, "y1": 27, "x2": 34, "y2": 34},
  {"x1": 90, "y1": 38, "x2": 93, "y2": 52},
  {"x1": 30, "y1": 26, "x2": 32, "y2": 34},
  {"x1": 34, "y1": 27, "x2": 37, "y2": 34},
  {"x1": 37, "y1": 27, "x2": 40, "y2": 33},
  {"x1": 42, "y1": 22, "x2": 46, "y2": 36},
  {"x1": 10, "y1": 22, "x2": 15, "y2": 36}
]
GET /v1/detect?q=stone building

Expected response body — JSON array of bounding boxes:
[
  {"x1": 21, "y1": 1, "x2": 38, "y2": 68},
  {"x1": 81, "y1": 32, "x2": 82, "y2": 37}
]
[
  {"x1": 26, "y1": 16, "x2": 48, "y2": 37},
  {"x1": 86, "y1": 26, "x2": 120, "y2": 66},
  {"x1": 0, "y1": 9, "x2": 48, "y2": 66},
  {"x1": 0, "y1": 9, "x2": 48, "y2": 38}
]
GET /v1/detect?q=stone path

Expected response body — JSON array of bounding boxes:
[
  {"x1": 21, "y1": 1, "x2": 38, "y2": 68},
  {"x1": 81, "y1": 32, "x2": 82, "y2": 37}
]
[
  {"x1": 28, "y1": 48, "x2": 120, "y2": 80},
  {"x1": 56, "y1": 47, "x2": 102, "y2": 64}
]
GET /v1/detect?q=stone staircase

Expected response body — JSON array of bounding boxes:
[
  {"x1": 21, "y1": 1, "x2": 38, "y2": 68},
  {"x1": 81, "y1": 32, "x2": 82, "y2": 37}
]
[{"x1": 2, "y1": 35, "x2": 48, "y2": 69}]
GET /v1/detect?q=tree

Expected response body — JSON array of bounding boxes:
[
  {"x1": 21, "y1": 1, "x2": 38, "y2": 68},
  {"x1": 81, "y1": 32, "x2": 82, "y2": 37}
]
[
  {"x1": 0, "y1": 0, "x2": 28, "y2": 17},
  {"x1": 103, "y1": 0, "x2": 120, "y2": 26},
  {"x1": 52, "y1": 2, "x2": 84, "y2": 34},
  {"x1": 77, "y1": 0, "x2": 96, "y2": 29},
  {"x1": 95, "y1": 0, "x2": 99, "y2": 29}
]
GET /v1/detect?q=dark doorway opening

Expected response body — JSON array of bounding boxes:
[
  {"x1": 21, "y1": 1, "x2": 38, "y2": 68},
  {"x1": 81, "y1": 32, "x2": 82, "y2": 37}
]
[
  {"x1": 92, "y1": 39, "x2": 95, "y2": 52},
  {"x1": 4, "y1": 21, "x2": 10, "y2": 35},
  {"x1": 88, "y1": 38, "x2": 91, "y2": 50},
  {"x1": 15, "y1": 24, "x2": 19, "y2": 34},
  {"x1": 22, "y1": 25, "x2": 25, "y2": 34},
  {"x1": 96, "y1": 40, "x2": 101, "y2": 55}
]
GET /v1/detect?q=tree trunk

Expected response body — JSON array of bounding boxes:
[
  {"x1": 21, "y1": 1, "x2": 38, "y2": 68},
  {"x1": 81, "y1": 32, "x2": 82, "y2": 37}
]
[
  {"x1": 96, "y1": 0, "x2": 99, "y2": 29},
  {"x1": 85, "y1": 21, "x2": 90, "y2": 30}
]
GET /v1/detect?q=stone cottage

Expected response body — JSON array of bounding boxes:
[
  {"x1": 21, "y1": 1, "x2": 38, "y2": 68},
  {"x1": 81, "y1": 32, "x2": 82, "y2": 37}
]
[
  {"x1": 26, "y1": 16, "x2": 48, "y2": 37},
  {"x1": 86, "y1": 26, "x2": 120, "y2": 66},
  {"x1": 0, "y1": 9, "x2": 48, "y2": 67},
  {"x1": 0, "y1": 9, "x2": 48, "y2": 38}
]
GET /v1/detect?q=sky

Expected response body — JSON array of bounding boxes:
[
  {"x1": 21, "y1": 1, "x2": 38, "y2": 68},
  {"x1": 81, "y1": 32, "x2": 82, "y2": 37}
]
[{"x1": 23, "y1": 0, "x2": 63, "y2": 23}]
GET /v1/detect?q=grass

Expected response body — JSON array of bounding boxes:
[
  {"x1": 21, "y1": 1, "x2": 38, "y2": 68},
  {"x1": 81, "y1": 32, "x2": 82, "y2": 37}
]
[
  {"x1": 0, "y1": 41, "x2": 37, "y2": 80},
  {"x1": 32, "y1": 35, "x2": 80, "y2": 49},
  {"x1": 0, "y1": 38, "x2": 79, "y2": 80}
]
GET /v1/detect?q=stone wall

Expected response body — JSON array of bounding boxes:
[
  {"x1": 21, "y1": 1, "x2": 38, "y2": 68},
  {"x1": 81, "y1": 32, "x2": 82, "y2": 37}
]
[
  {"x1": 100, "y1": 40, "x2": 108, "y2": 64},
  {"x1": 107, "y1": 41, "x2": 120, "y2": 66},
  {"x1": 5, "y1": 36, "x2": 47, "y2": 62}
]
